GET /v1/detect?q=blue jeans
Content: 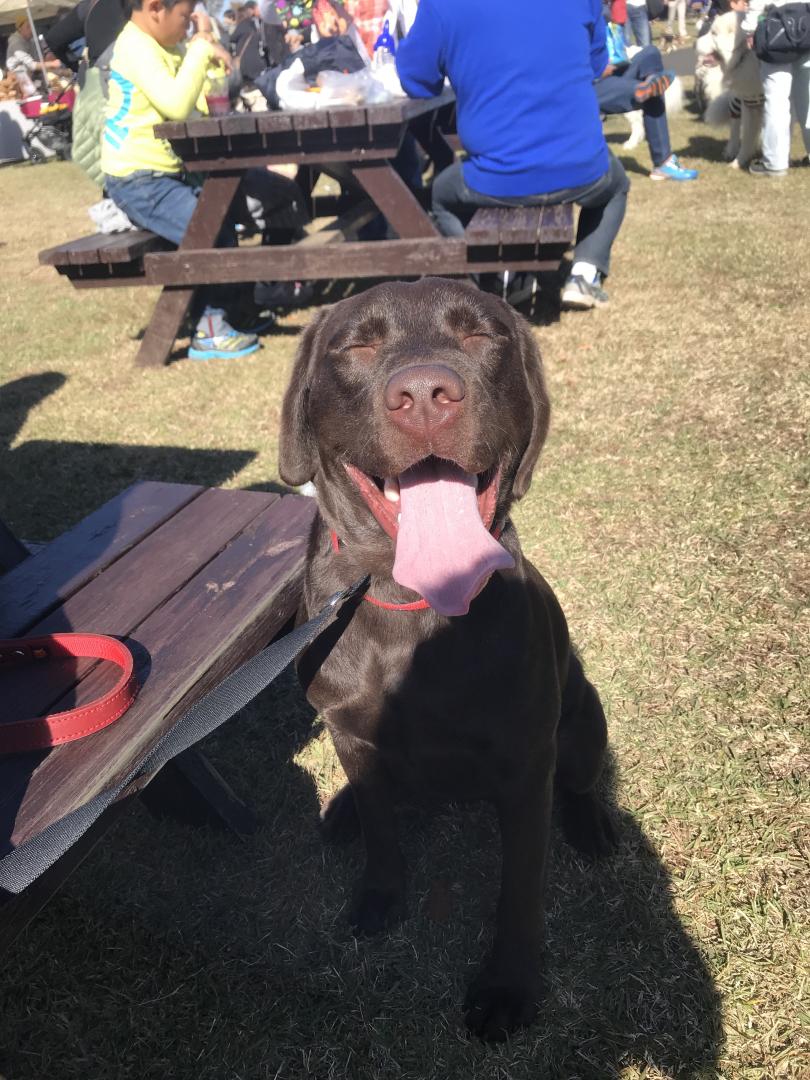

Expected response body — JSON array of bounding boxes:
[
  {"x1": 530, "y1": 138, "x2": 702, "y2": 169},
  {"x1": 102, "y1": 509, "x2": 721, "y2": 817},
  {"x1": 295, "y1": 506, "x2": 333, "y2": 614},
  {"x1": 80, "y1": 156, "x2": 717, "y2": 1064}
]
[
  {"x1": 431, "y1": 153, "x2": 629, "y2": 278},
  {"x1": 104, "y1": 168, "x2": 307, "y2": 246},
  {"x1": 105, "y1": 168, "x2": 309, "y2": 327},
  {"x1": 596, "y1": 46, "x2": 671, "y2": 167},
  {"x1": 104, "y1": 170, "x2": 217, "y2": 246},
  {"x1": 105, "y1": 171, "x2": 235, "y2": 327},
  {"x1": 626, "y1": 6, "x2": 652, "y2": 47}
]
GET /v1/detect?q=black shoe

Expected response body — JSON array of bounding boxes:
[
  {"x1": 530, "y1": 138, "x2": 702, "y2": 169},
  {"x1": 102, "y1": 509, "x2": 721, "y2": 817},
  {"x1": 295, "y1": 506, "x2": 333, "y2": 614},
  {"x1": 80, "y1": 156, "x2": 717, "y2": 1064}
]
[
  {"x1": 748, "y1": 159, "x2": 788, "y2": 178},
  {"x1": 253, "y1": 280, "x2": 315, "y2": 310}
]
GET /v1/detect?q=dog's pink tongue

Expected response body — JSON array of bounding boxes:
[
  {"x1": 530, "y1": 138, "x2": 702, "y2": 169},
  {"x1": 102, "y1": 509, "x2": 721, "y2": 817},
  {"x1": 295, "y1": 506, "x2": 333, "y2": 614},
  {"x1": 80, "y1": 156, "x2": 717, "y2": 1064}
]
[{"x1": 392, "y1": 460, "x2": 514, "y2": 616}]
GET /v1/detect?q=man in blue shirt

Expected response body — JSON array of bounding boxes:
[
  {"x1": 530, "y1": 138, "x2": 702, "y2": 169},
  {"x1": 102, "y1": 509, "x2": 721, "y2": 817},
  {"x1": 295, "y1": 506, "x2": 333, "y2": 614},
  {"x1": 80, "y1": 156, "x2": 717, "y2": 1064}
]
[{"x1": 396, "y1": 0, "x2": 629, "y2": 309}]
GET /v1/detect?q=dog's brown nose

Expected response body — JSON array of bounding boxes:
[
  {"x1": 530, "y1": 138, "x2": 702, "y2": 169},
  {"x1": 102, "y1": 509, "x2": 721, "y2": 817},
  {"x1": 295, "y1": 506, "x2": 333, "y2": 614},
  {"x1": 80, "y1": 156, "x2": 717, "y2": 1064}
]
[{"x1": 384, "y1": 364, "x2": 466, "y2": 434}]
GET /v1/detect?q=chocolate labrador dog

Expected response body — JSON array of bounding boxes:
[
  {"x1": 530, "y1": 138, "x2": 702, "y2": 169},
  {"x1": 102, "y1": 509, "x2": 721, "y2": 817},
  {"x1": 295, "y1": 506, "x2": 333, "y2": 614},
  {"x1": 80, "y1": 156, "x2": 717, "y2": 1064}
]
[{"x1": 279, "y1": 278, "x2": 615, "y2": 1040}]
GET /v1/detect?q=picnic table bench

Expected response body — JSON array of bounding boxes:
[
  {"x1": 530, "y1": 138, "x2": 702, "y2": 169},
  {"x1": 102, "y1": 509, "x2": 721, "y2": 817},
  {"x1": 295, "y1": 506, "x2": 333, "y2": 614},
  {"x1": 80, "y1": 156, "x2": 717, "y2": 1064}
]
[
  {"x1": 38, "y1": 91, "x2": 574, "y2": 366},
  {"x1": 0, "y1": 480, "x2": 316, "y2": 954}
]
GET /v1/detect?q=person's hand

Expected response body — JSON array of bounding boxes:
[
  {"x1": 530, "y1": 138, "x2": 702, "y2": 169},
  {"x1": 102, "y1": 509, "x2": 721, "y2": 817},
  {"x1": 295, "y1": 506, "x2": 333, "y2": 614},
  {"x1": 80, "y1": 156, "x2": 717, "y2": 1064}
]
[
  {"x1": 746, "y1": 33, "x2": 755, "y2": 49},
  {"x1": 601, "y1": 63, "x2": 616, "y2": 78},
  {"x1": 190, "y1": 9, "x2": 213, "y2": 35},
  {"x1": 209, "y1": 42, "x2": 233, "y2": 73}
]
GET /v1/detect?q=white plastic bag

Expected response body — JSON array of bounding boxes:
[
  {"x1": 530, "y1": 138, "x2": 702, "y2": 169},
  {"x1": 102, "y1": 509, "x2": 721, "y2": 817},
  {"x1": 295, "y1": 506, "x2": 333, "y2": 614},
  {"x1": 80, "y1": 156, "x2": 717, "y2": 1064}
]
[
  {"x1": 316, "y1": 69, "x2": 394, "y2": 107},
  {"x1": 276, "y1": 59, "x2": 321, "y2": 111}
]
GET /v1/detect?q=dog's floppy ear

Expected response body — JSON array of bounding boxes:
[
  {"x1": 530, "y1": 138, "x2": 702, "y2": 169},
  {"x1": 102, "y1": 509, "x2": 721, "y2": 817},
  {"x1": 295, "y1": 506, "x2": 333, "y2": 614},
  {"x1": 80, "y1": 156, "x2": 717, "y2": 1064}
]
[
  {"x1": 511, "y1": 317, "x2": 550, "y2": 500},
  {"x1": 279, "y1": 308, "x2": 332, "y2": 487}
]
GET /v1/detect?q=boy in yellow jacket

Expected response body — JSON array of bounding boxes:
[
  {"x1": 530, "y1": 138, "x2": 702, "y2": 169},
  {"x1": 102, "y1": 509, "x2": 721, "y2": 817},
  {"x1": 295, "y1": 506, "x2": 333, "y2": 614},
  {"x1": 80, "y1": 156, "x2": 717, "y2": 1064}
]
[{"x1": 103, "y1": 0, "x2": 308, "y2": 360}]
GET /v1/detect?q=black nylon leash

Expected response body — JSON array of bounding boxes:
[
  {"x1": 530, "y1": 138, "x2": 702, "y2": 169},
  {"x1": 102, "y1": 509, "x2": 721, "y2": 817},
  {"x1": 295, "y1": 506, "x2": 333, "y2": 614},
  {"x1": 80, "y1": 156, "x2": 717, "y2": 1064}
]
[{"x1": 0, "y1": 576, "x2": 369, "y2": 896}]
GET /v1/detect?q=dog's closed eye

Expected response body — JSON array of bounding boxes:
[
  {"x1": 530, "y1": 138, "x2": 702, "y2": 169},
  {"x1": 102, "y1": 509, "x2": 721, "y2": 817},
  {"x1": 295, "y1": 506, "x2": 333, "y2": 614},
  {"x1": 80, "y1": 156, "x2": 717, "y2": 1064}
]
[
  {"x1": 461, "y1": 333, "x2": 492, "y2": 354},
  {"x1": 343, "y1": 343, "x2": 380, "y2": 363}
]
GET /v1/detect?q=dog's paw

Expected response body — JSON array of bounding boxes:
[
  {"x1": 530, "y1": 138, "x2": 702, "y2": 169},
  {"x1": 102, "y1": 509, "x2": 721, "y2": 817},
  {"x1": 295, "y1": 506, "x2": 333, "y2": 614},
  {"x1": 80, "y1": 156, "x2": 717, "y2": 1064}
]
[
  {"x1": 559, "y1": 790, "x2": 618, "y2": 859},
  {"x1": 348, "y1": 885, "x2": 405, "y2": 936},
  {"x1": 319, "y1": 784, "x2": 361, "y2": 844},
  {"x1": 464, "y1": 967, "x2": 544, "y2": 1041}
]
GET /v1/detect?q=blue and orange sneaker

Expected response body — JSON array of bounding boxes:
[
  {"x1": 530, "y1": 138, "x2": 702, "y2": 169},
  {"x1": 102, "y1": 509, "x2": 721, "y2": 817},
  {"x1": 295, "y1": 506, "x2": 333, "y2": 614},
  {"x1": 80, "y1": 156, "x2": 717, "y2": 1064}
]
[{"x1": 650, "y1": 155, "x2": 698, "y2": 181}]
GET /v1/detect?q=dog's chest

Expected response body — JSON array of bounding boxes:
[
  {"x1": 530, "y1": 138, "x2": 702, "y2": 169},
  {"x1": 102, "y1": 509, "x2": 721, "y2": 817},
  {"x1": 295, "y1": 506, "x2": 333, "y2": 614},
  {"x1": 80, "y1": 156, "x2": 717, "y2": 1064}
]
[{"x1": 313, "y1": 607, "x2": 554, "y2": 800}]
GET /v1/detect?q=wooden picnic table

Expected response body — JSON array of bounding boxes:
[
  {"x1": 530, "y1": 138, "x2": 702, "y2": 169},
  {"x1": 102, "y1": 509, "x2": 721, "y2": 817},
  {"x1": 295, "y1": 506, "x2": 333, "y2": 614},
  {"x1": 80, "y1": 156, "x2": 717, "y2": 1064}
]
[
  {"x1": 0, "y1": 480, "x2": 316, "y2": 953},
  {"x1": 135, "y1": 90, "x2": 459, "y2": 367},
  {"x1": 38, "y1": 90, "x2": 574, "y2": 367}
]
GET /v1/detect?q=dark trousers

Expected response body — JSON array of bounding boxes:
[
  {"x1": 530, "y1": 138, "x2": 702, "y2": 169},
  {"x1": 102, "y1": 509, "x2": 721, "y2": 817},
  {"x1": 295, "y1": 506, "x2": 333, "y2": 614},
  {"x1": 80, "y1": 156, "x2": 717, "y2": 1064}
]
[
  {"x1": 431, "y1": 152, "x2": 629, "y2": 278},
  {"x1": 596, "y1": 45, "x2": 671, "y2": 167}
]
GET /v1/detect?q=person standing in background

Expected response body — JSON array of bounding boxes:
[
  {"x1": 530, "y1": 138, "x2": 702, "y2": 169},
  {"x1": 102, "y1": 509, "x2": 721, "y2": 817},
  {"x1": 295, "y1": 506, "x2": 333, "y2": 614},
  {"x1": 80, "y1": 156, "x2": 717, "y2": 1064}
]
[
  {"x1": 626, "y1": 0, "x2": 652, "y2": 45},
  {"x1": 6, "y1": 14, "x2": 62, "y2": 89},
  {"x1": 743, "y1": 0, "x2": 810, "y2": 175},
  {"x1": 667, "y1": 0, "x2": 688, "y2": 42}
]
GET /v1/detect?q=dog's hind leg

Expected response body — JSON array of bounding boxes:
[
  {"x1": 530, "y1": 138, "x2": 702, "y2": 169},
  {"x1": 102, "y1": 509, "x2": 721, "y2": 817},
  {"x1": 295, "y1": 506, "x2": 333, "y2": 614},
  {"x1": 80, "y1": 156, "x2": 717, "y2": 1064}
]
[
  {"x1": 622, "y1": 111, "x2": 645, "y2": 150},
  {"x1": 725, "y1": 110, "x2": 742, "y2": 162},
  {"x1": 738, "y1": 102, "x2": 762, "y2": 168},
  {"x1": 555, "y1": 651, "x2": 617, "y2": 857}
]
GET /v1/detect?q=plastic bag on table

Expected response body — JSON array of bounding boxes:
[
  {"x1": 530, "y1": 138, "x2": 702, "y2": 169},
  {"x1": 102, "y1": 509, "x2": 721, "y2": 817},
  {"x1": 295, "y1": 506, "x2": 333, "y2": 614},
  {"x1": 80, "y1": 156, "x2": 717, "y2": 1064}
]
[
  {"x1": 315, "y1": 68, "x2": 394, "y2": 106},
  {"x1": 276, "y1": 59, "x2": 322, "y2": 109}
]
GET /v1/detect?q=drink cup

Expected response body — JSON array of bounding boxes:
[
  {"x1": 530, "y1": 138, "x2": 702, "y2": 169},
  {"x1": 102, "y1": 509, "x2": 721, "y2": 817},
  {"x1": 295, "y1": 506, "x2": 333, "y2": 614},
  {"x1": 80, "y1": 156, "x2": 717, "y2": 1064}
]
[{"x1": 205, "y1": 74, "x2": 230, "y2": 117}]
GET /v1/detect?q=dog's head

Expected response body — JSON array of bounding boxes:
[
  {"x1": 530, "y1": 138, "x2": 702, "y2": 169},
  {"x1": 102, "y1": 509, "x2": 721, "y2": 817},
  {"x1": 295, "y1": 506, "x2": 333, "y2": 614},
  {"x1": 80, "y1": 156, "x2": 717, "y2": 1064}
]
[{"x1": 279, "y1": 278, "x2": 549, "y2": 615}]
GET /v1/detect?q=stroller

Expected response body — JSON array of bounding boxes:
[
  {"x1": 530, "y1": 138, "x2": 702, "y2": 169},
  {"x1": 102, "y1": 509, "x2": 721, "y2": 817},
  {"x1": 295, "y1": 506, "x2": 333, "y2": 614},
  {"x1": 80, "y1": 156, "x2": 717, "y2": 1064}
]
[{"x1": 19, "y1": 83, "x2": 75, "y2": 164}]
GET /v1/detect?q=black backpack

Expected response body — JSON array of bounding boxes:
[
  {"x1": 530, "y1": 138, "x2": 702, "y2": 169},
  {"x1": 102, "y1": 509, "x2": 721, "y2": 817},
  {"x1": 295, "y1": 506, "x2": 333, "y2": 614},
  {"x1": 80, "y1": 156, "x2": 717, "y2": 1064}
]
[{"x1": 754, "y1": 3, "x2": 810, "y2": 63}]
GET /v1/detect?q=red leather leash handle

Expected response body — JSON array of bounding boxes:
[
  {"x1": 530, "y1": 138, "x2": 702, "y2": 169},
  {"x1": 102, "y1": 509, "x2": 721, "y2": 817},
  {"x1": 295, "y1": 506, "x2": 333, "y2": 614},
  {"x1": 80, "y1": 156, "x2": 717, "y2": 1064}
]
[{"x1": 0, "y1": 634, "x2": 138, "y2": 754}]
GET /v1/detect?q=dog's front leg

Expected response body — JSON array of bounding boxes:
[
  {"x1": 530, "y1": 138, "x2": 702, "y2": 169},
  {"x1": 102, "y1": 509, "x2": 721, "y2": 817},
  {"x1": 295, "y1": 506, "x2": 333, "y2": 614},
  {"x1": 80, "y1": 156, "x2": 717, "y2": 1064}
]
[
  {"x1": 465, "y1": 763, "x2": 553, "y2": 1041},
  {"x1": 329, "y1": 726, "x2": 406, "y2": 936}
]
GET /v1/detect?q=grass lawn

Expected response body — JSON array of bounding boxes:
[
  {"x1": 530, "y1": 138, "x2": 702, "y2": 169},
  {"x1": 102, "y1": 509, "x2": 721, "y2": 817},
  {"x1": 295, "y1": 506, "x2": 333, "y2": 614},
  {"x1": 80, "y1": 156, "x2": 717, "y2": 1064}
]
[{"x1": 0, "y1": 101, "x2": 808, "y2": 1080}]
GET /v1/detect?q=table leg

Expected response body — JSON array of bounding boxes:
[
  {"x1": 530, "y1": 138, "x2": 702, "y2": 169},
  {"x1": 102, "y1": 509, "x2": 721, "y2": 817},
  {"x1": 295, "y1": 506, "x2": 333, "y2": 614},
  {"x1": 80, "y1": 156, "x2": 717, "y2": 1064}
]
[
  {"x1": 410, "y1": 104, "x2": 457, "y2": 176},
  {"x1": 136, "y1": 172, "x2": 242, "y2": 367},
  {"x1": 140, "y1": 748, "x2": 258, "y2": 837},
  {"x1": 350, "y1": 161, "x2": 440, "y2": 240}
]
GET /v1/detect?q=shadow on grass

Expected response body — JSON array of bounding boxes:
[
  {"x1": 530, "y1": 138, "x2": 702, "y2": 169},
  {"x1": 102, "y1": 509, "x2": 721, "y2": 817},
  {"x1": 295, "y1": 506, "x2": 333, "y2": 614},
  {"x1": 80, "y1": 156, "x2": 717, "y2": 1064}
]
[
  {"x1": 681, "y1": 133, "x2": 733, "y2": 164},
  {"x1": 0, "y1": 372, "x2": 259, "y2": 541},
  {"x1": 0, "y1": 657, "x2": 722, "y2": 1079},
  {"x1": 0, "y1": 567, "x2": 722, "y2": 1080}
]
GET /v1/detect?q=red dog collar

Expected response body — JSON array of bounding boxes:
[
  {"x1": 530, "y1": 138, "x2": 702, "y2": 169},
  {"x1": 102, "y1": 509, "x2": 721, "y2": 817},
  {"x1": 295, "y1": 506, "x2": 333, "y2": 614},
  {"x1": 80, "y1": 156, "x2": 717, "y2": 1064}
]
[
  {"x1": 0, "y1": 634, "x2": 138, "y2": 754},
  {"x1": 329, "y1": 524, "x2": 505, "y2": 613}
]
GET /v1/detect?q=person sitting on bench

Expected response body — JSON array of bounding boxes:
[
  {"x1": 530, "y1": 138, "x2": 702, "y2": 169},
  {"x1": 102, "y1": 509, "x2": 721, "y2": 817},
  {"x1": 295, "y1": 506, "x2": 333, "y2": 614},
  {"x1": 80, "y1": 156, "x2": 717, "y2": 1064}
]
[
  {"x1": 396, "y1": 0, "x2": 630, "y2": 311},
  {"x1": 102, "y1": 0, "x2": 311, "y2": 361},
  {"x1": 598, "y1": 18, "x2": 699, "y2": 181}
]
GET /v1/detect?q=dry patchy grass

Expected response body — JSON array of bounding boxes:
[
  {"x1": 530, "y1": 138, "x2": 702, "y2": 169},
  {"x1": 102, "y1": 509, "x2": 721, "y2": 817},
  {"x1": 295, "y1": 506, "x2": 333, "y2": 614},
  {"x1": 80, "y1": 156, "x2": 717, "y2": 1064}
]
[{"x1": 0, "y1": 105, "x2": 808, "y2": 1079}]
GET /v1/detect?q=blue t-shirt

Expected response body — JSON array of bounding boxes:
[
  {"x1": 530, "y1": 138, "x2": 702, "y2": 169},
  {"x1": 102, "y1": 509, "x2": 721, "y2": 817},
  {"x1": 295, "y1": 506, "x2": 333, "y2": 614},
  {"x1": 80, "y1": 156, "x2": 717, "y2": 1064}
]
[{"x1": 396, "y1": 0, "x2": 609, "y2": 197}]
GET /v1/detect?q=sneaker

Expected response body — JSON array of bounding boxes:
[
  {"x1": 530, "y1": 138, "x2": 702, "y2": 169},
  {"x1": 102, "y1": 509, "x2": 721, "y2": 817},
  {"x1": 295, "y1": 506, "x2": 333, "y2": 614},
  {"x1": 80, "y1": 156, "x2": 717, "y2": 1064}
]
[
  {"x1": 188, "y1": 327, "x2": 261, "y2": 361},
  {"x1": 561, "y1": 273, "x2": 608, "y2": 310},
  {"x1": 253, "y1": 280, "x2": 315, "y2": 310},
  {"x1": 748, "y1": 159, "x2": 788, "y2": 178},
  {"x1": 633, "y1": 70, "x2": 675, "y2": 104},
  {"x1": 650, "y1": 155, "x2": 698, "y2": 181}
]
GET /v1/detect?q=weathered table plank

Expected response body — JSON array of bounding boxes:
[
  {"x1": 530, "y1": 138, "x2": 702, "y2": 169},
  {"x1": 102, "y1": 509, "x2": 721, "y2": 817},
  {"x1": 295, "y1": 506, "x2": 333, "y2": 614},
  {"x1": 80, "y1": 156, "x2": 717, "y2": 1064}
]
[
  {"x1": 144, "y1": 237, "x2": 468, "y2": 284},
  {"x1": 0, "y1": 481, "x2": 204, "y2": 639}
]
